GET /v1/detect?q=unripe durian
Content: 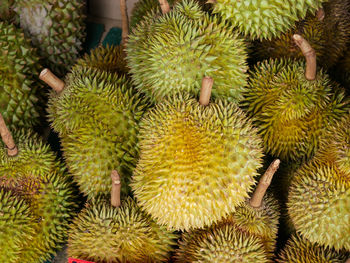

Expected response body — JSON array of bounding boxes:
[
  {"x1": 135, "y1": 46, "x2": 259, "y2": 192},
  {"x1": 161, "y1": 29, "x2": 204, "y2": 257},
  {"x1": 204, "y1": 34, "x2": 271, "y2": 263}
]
[
  {"x1": 15, "y1": 0, "x2": 86, "y2": 76},
  {"x1": 244, "y1": 35, "x2": 348, "y2": 162},
  {"x1": 277, "y1": 234, "x2": 349, "y2": 263},
  {"x1": 127, "y1": 0, "x2": 249, "y2": 103}
]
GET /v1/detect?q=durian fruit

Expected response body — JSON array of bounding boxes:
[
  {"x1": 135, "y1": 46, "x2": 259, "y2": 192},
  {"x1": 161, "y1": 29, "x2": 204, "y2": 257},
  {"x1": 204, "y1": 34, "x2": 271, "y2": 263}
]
[
  {"x1": 276, "y1": 234, "x2": 349, "y2": 263},
  {"x1": 244, "y1": 34, "x2": 348, "y2": 162},
  {"x1": 210, "y1": 0, "x2": 326, "y2": 40},
  {"x1": 0, "y1": 0, "x2": 16, "y2": 22},
  {"x1": 0, "y1": 21, "x2": 42, "y2": 130},
  {"x1": 132, "y1": 77, "x2": 264, "y2": 231},
  {"x1": 127, "y1": 0, "x2": 249, "y2": 103},
  {"x1": 331, "y1": 47, "x2": 350, "y2": 90},
  {"x1": 68, "y1": 171, "x2": 178, "y2": 263},
  {"x1": 287, "y1": 114, "x2": 350, "y2": 251},
  {"x1": 15, "y1": 0, "x2": 86, "y2": 76},
  {"x1": 40, "y1": 66, "x2": 149, "y2": 201},
  {"x1": 254, "y1": 0, "x2": 350, "y2": 69},
  {"x1": 0, "y1": 115, "x2": 78, "y2": 262}
]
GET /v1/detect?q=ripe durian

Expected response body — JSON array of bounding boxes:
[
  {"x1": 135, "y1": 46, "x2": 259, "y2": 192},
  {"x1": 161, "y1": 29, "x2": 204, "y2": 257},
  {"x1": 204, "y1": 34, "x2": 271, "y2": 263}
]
[
  {"x1": 276, "y1": 234, "x2": 349, "y2": 263},
  {"x1": 127, "y1": 0, "x2": 249, "y2": 103},
  {"x1": 0, "y1": 21, "x2": 42, "y2": 129},
  {"x1": 15, "y1": 0, "x2": 86, "y2": 76},
  {"x1": 287, "y1": 114, "x2": 350, "y2": 251},
  {"x1": 68, "y1": 171, "x2": 178, "y2": 263},
  {"x1": 254, "y1": 0, "x2": 350, "y2": 68},
  {"x1": 132, "y1": 77, "x2": 263, "y2": 231},
  {"x1": 0, "y1": 115, "x2": 78, "y2": 262},
  {"x1": 244, "y1": 35, "x2": 348, "y2": 162}
]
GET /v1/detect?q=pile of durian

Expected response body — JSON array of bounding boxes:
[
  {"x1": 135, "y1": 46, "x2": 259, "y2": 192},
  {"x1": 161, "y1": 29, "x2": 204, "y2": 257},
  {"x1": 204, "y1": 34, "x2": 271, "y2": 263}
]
[{"x1": 0, "y1": 0, "x2": 349, "y2": 262}]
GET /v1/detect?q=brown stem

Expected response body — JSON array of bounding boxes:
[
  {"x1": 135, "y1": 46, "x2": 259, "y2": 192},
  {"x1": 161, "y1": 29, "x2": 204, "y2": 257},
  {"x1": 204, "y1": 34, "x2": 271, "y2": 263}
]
[
  {"x1": 158, "y1": 0, "x2": 170, "y2": 14},
  {"x1": 111, "y1": 170, "x2": 121, "y2": 208},
  {"x1": 316, "y1": 8, "x2": 325, "y2": 21},
  {"x1": 0, "y1": 114, "x2": 18, "y2": 157},
  {"x1": 346, "y1": 258, "x2": 350, "y2": 263},
  {"x1": 39, "y1": 68, "x2": 65, "y2": 93},
  {"x1": 249, "y1": 159, "x2": 280, "y2": 208},
  {"x1": 120, "y1": 0, "x2": 129, "y2": 46},
  {"x1": 199, "y1": 76, "x2": 213, "y2": 106},
  {"x1": 293, "y1": 34, "x2": 316, "y2": 81}
]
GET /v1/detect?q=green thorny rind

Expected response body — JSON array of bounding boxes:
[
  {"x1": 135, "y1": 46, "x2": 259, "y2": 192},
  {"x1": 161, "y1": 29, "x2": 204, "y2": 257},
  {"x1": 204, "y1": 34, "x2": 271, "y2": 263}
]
[
  {"x1": 0, "y1": 0, "x2": 17, "y2": 22},
  {"x1": 48, "y1": 66, "x2": 150, "y2": 200},
  {"x1": 0, "y1": 129, "x2": 78, "y2": 262},
  {"x1": 0, "y1": 21, "x2": 42, "y2": 130},
  {"x1": 276, "y1": 234, "x2": 349, "y2": 263},
  {"x1": 127, "y1": 0, "x2": 248, "y2": 103},
  {"x1": 243, "y1": 58, "x2": 349, "y2": 162},
  {"x1": 68, "y1": 197, "x2": 178, "y2": 263},
  {"x1": 254, "y1": 0, "x2": 350, "y2": 68},
  {"x1": 15, "y1": 0, "x2": 86, "y2": 76},
  {"x1": 212, "y1": 0, "x2": 326, "y2": 40},
  {"x1": 132, "y1": 93, "x2": 264, "y2": 231}
]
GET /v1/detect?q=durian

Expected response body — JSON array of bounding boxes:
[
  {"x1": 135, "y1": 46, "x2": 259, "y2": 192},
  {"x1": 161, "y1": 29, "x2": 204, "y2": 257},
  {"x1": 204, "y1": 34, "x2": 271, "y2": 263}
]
[
  {"x1": 132, "y1": 77, "x2": 263, "y2": 231},
  {"x1": 0, "y1": 21, "x2": 42, "y2": 130},
  {"x1": 210, "y1": 0, "x2": 326, "y2": 40},
  {"x1": 0, "y1": 0, "x2": 16, "y2": 22},
  {"x1": 126, "y1": 0, "x2": 249, "y2": 103},
  {"x1": 15, "y1": 0, "x2": 86, "y2": 76},
  {"x1": 244, "y1": 34, "x2": 348, "y2": 162}
]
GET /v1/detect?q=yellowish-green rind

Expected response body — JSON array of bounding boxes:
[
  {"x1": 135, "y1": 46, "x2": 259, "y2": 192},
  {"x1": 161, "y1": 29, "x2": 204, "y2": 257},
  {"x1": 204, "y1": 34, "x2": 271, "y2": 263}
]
[
  {"x1": 132, "y1": 94, "x2": 263, "y2": 231},
  {"x1": 127, "y1": 0, "x2": 248, "y2": 103},
  {"x1": 68, "y1": 197, "x2": 178, "y2": 263}
]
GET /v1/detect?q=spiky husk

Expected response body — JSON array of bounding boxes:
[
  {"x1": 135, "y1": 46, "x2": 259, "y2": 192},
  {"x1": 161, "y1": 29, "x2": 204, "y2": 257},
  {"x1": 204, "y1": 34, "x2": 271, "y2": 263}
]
[
  {"x1": 253, "y1": 0, "x2": 350, "y2": 68},
  {"x1": 15, "y1": 0, "x2": 86, "y2": 76},
  {"x1": 68, "y1": 197, "x2": 178, "y2": 263},
  {"x1": 244, "y1": 58, "x2": 349, "y2": 162},
  {"x1": 276, "y1": 234, "x2": 349, "y2": 263},
  {"x1": 176, "y1": 223, "x2": 269, "y2": 262},
  {"x1": 74, "y1": 45, "x2": 129, "y2": 76},
  {"x1": 0, "y1": 188, "x2": 34, "y2": 263},
  {"x1": 0, "y1": 0, "x2": 17, "y2": 22},
  {"x1": 48, "y1": 66, "x2": 149, "y2": 200},
  {"x1": 0, "y1": 129, "x2": 78, "y2": 262},
  {"x1": 212, "y1": 0, "x2": 326, "y2": 40},
  {"x1": 331, "y1": 47, "x2": 350, "y2": 89},
  {"x1": 0, "y1": 22, "x2": 42, "y2": 129},
  {"x1": 132, "y1": 94, "x2": 263, "y2": 231},
  {"x1": 127, "y1": 0, "x2": 248, "y2": 103}
]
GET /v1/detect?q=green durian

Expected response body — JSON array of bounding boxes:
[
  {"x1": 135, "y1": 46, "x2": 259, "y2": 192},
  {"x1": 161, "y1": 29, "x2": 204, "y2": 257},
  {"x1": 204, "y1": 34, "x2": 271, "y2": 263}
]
[
  {"x1": 211, "y1": 0, "x2": 326, "y2": 40},
  {"x1": 0, "y1": 188, "x2": 34, "y2": 263},
  {"x1": 0, "y1": 0, "x2": 16, "y2": 22},
  {"x1": 127, "y1": 0, "x2": 249, "y2": 103},
  {"x1": 68, "y1": 197, "x2": 178, "y2": 263},
  {"x1": 253, "y1": 0, "x2": 350, "y2": 68},
  {"x1": 0, "y1": 128, "x2": 78, "y2": 262},
  {"x1": 15, "y1": 0, "x2": 86, "y2": 76},
  {"x1": 276, "y1": 234, "x2": 349, "y2": 263},
  {"x1": 244, "y1": 35, "x2": 348, "y2": 162},
  {"x1": 0, "y1": 21, "x2": 42, "y2": 129},
  {"x1": 44, "y1": 66, "x2": 149, "y2": 200},
  {"x1": 287, "y1": 114, "x2": 350, "y2": 251}
]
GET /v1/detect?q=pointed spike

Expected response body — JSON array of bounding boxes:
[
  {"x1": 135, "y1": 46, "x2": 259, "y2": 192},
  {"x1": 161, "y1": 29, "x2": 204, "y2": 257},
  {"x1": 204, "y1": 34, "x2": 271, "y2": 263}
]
[
  {"x1": 199, "y1": 76, "x2": 213, "y2": 106},
  {"x1": 111, "y1": 170, "x2": 121, "y2": 208},
  {"x1": 0, "y1": 113, "x2": 18, "y2": 157},
  {"x1": 39, "y1": 68, "x2": 65, "y2": 93},
  {"x1": 292, "y1": 34, "x2": 316, "y2": 81}
]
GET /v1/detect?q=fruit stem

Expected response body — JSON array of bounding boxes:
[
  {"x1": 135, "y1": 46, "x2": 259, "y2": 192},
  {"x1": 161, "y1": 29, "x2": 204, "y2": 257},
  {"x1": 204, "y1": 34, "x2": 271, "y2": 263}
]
[
  {"x1": 346, "y1": 258, "x2": 350, "y2": 263},
  {"x1": 293, "y1": 34, "x2": 316, "y2": 81},
  {"x1": 249, "y1": 159, "x2": 280, "y2": 208},
  {"x1": 120, "y1": 0, "x2": 129, "y2": 46},
  {"x1": 158, "y1": 0, "x2": 170, "y2": 14},
  {"x1": 199, "y1": 76, "x2": 214, "y2": 106},
  {"x1": 316, "y1": 8, "x2": 325, "y2": 21},
  {"x1": 0, "y1": 114, "x2": 18, "y2": 157},
  {"x1": 111, "y1": 170, "x2": 121, "y2": 207},
  {"x1": 39, "y1": 68, "x2": 65, "y2": 93}
]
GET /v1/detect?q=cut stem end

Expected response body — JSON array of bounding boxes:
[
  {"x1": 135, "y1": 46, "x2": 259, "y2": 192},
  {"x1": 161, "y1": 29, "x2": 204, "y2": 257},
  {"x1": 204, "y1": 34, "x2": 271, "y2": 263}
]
[
  {"x1": 0, "y1": 114, "x2": 18, "y2": 157},
  {"x1": 39, "y1": 68, "x2": 65, "y2": 93},
  {"x1": 158, "y1": 0, "x2": 170, "y2": 14},
  {"x1": 199, "y1": 76, "x2": 214, "y2": 106},
  {"x1": 111, "y1": 170, "x2": 121, "y2": 208},
  {"x1": 293, "y1": 34, "x2": 317, "y2": 81}
]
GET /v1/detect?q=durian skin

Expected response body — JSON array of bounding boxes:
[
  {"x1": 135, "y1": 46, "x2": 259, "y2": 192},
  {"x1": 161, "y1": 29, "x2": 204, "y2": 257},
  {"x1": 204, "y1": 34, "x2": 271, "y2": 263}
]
[
  {"x1": 68, "y1": 197, "x2": 178, "y2": 263},
  {"x1": 0, "y1": 22, "x2": 42, "y2": 130},
  {"x1": 253, "y1": 0, "x2": 350, "y2": 69},
  {"x1": 15, "y1": 0, "x2": 86, "y2": 76},
  {"x1": 0, "y1": 189, "x2": 34, "y2": 263},
  {"x1": 132, "y1": 94, "x2": 264, "y2": 231},
  {"x1": 243, "y1": 58, "x2": 348, "y2": 162},
  {"x1": 127, "y1": 0, "x2": 248, "y2": 103},
  {"x1": 48, "y1": 66, "x2": 149, "y2": 200},
  {"x1": 0, "y1": 0, "x2": 16, "y2": 22},
  {"x1": 212, "y1": 0, "x2": 326, "y2": 40},
  {"x1": 276, "y1": 234, "x2": 349, "y2": 263},
  {"x1": 0, "y1": 130, "x2": 78, "y2": 262}
]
